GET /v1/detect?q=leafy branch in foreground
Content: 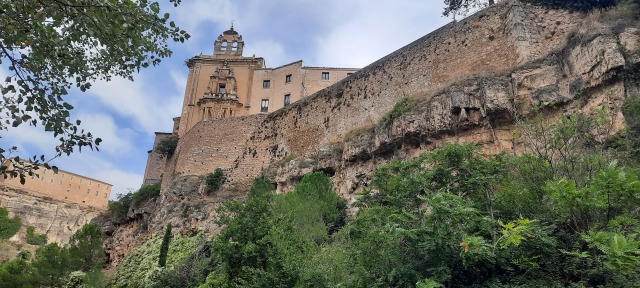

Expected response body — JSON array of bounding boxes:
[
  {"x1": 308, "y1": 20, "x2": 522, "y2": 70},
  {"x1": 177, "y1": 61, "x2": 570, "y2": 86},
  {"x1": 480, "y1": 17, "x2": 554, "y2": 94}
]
[{"x1": 0, "y1": 0, "x2": 190, "y2": 178}]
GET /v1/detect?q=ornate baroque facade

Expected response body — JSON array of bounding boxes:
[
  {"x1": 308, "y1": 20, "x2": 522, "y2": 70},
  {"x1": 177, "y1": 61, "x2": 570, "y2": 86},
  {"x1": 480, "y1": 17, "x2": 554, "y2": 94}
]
[{"x1": 144, "y1": 27, "x2": 358, "y2": 184}]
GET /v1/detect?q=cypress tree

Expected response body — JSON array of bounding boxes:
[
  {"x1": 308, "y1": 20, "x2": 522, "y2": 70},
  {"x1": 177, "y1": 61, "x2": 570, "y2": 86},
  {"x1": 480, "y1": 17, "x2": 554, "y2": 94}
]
[{"x1": 158, "y1": 223, "x2": 172, "y2": 267}]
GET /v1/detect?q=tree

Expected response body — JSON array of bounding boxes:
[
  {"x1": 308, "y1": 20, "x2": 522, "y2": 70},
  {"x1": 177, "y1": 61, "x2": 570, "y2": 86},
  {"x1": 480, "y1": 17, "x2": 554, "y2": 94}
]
[
  {"x1": 204, "y1": 168, "x2": 225, "y2": 195},
  {"x1": 68, "y1": 223, "x2": 106, "y2": 271},
  {"x1": 0, "y1": 0, "x2": 189, "y2": 178},
  {"x1": 155, "y1": 135, "x2": 179, "y2": 157},
  {"x1": 158, "y1": 223, "x2": 172, "y2": 267},
  {"x1": 443, "y1": 0, "x2": 495, "y2": 17}
]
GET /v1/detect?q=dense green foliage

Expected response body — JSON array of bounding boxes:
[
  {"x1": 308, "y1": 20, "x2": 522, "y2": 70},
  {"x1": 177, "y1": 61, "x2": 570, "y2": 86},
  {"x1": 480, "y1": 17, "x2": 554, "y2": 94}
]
[
  {"x1": 159, "y1": 223, "x2": 172, "y2": 267},
  {"x1": 132, "y1": 183, "x2": 161, "y2": 206},
  {"x1": 205, "y1": 168, "x2": 225, "y2": 195},
  {"x1": 106, "y1": 183, "x2": 161, "y2": 223},
  {"x1": 156, "y1": 135, "x2": 180, "y2": 157},
  {"x1": 0, "y1": 1, "x2": 189, "y2": 177},
  {"x1": 68, "y1": 224, "x2": 106, "y2": 271},
  {"x1": 0, "y1": 207, "x2": 21, "y2": 239},
  {"x1": 150, "y1": 115, "x2": 640, "y2": 287},
  {"x1": 26, "y1": 226, "x2": 47, "y2": 246},
  {"x1": 0, "y1": 223, "x2": 106, "y2": 287}
]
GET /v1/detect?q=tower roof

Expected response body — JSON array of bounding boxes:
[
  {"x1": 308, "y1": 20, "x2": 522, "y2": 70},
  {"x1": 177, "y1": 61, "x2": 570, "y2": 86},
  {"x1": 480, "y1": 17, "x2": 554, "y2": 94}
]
[{"x1": 223, "y1": 25, "x2": 238, "y2": 35}]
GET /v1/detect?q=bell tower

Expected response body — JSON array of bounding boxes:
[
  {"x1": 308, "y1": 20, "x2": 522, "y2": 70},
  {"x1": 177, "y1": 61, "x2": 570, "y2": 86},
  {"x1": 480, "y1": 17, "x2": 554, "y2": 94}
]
[{"x1": 213, "y1": 25, "x2": 244, "y2": 58}]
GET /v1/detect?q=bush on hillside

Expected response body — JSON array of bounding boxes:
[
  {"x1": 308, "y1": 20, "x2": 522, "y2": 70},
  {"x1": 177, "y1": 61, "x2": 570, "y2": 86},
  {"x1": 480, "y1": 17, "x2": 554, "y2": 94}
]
[
  {"x1": 26, "y1": 226, "x2": 47, "y2": 246},
  {"x1": 204, "y1": 168, "x2": 225, "y2": 195},
  {"x1": 106, "y1": 184, "x2": 161, "y2": 224},
  {"x1": 0, "y1": 208, "x2": 21, "y2": 240}
]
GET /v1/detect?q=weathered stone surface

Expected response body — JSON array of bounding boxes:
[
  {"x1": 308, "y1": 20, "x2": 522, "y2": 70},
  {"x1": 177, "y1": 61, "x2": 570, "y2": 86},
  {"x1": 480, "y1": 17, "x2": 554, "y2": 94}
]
[
  {"x1": 102, "y1": 1, "x2": 640, "y2": 267},
  {"x1": 0, "y1": 187, "x2": 101, "y2": 244}
]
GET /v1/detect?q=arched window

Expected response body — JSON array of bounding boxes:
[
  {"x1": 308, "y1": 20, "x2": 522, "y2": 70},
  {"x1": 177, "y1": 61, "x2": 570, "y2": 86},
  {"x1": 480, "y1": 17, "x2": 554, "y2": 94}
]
[
  {"x1": 231, "y1": 42, "x2": 238, "y2": 51},
  {"x1": 221, "y1": 41, "x2": 228, "y2": 51}
]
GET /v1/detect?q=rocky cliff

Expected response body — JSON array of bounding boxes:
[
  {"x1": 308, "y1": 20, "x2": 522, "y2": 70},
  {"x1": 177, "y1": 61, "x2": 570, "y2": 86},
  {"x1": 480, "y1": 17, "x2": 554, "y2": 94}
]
[
  {"x1": 0, "y1": 187, "x2": 102, "y2": 244},
  {"x1": 103, "y1": 1, "x2": 640, "y2": 266}
]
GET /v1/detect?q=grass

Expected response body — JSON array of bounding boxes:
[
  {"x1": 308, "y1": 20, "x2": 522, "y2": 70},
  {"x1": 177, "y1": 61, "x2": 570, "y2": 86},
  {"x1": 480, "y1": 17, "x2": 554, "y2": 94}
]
[{"x1": 378, "y1": 97, "x2": 419, "y2": 129}]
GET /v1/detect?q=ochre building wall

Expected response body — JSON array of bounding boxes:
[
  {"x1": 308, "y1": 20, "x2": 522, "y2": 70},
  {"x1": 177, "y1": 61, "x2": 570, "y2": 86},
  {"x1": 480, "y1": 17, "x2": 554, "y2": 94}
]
[{"x1": 0, "y1": 165, "x2": 112, "y2": 210}]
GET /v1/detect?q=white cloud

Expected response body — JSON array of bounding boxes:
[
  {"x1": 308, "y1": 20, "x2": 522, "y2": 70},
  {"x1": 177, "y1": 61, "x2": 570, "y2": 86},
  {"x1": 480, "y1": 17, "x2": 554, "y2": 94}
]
[
  {"x1": 74, "y1": 113, "x2": 135, "y2": 156},
  {"x1": 312, "y1": 1, "x2": 450, "y2": 68},
  {"x1": 170, "y1": 0, "x2": 238, "y2": 46},
  {"x1": 244, "y1": 40, "x2": 288, "y2": 67},
  {"x1": 0, "y1": 124, "x2": 59, "y2": 158},
  {"x1": 85, "y1": 75, "x2": 183, "y2": 134}
]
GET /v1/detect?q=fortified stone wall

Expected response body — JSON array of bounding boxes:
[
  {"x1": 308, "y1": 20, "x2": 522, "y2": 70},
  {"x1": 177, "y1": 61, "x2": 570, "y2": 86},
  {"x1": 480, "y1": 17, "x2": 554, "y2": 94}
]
[
  {"x1": 164, "y1": 1, "x2": 585, "y2": 193},
  {"x1": 142, "y1": 132, "x2": 173, "y2": 186},
  {"x1": 227, "y1": 1, "x2": 582, "y2": 189},
  {"x1": 162, "y1": 114, "x2": 267, "y2": 189}
]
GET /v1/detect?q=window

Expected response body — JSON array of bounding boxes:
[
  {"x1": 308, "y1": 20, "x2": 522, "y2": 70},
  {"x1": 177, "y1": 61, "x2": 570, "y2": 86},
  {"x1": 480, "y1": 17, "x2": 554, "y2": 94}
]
[
  {"x1": 284, "y1": 94, "x2": 291, "y2": 106},
  {"x1": 322, "y1": 72, "x2": 329, "y2": 80},
  {"x1": 95, "y1": 191, "x2": 98, "y2": 196},
  {"x1": 50, "y1": 179, "x2": 53, "y2": 183},
  {"x1": 59, "y1": 181, "x2": 62, "y2": 186},
  {"x1": 66, "y1": 189, "x2": 70, "y2": 193},
  {"x1": 261, "y1": 99, "x2": 269, "y2": 113},
  {"x1": 263, "y1": 80, "x2": 271, "y2": 89},
  {"x1": 87, "y1": 189, "x2": 90, "y2": 194},
  {"x1": 219, "y1": 84, "x2": 226, "y2": 94},
  {"x1": 285, "y1": 74, "x2": 292, "y2": 84},
  {"x1": 79, "y1": 179, "x2": 82, "y2": 183},
  {"x1": 104, "y1": 193, "x2": 108, "y2": 198},
  {"x1": 70, "y1": 176, "x2": 73, "y2": 180},
  {"x1": 89, "y1": 181, "x2": 92, "y2": 186}
]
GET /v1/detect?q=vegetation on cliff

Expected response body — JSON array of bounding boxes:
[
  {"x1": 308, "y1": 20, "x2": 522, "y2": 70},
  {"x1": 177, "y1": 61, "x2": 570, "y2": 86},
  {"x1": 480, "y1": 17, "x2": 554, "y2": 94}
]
[
  {"x1": 104, "y1": 98, "x2": 640, "y2": 287},
  {"x1": 105, "y1": 183, "x2": 161, "y2": 224},
  {"x1": 0, "y1": 208, "x2": 20, "y2": 240},
  {"x1": 0, "y1": 223, "x2": 106, "y2": 287}
]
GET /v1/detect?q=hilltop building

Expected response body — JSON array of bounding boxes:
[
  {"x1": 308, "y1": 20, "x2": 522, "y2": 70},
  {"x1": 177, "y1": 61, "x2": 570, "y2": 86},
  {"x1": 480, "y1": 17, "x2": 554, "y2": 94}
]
[
  {"x1": 0, "y1": 163, "x2": 113, "y2": 210},
  {"x1": 143, "y1": 26, "x2": 358, "y2": 184}
]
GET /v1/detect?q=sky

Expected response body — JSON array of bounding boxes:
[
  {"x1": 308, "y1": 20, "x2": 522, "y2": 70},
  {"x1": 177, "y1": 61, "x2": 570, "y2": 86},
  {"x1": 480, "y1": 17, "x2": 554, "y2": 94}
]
[{"x1": 1, "y1": 0, "x2": 454, "y2": 199}]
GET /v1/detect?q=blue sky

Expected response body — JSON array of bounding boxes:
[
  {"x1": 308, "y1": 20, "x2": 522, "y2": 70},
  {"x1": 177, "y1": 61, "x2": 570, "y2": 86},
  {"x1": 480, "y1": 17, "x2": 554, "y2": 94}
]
[{"x1": 1, "y1": 0, "x2": 454, "y2": 199}]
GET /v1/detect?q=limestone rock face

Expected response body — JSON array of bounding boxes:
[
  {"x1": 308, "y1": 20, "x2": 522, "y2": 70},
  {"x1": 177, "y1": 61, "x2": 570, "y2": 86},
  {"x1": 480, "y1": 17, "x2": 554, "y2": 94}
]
[
  {"x1": 0, "y1": 187, "x2": 101, "y2": 244},
  {"x1": 101, "y1": 1, "x2": 640, "y2": 268}
]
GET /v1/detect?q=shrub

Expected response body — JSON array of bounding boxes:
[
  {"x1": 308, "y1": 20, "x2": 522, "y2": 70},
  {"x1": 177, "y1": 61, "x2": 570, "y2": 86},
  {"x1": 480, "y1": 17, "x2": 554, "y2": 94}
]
[
  {"x1": 378, "y1": 97, "x2": 418, "y2": 129},
  {"x1": 132, "y1": 183, "x2": 161, "y2": 206},
  {"x1": 26, "y1": 226, "x2": 47, "y2": 246},
  {"x1": 16, "y1": 250, "x2": 31, "y2": 261},
  {"x1": 0, "y1": 208, "x2": 21, "y2": 240},
  {"x1": 155, "y1": 135, "x2": 179, "y2": 157},
  {"x1": 204, "y1": 168, "x2": 225, "y2": 195}
]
